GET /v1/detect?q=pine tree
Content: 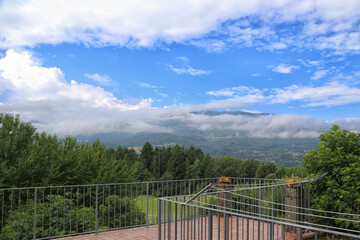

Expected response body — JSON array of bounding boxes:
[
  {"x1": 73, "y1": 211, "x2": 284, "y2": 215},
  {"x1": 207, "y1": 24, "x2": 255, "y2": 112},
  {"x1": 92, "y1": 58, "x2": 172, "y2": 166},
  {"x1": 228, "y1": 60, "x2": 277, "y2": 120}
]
[{"x1": 140, "y1": 141, "x2": 154, "y2": 170}]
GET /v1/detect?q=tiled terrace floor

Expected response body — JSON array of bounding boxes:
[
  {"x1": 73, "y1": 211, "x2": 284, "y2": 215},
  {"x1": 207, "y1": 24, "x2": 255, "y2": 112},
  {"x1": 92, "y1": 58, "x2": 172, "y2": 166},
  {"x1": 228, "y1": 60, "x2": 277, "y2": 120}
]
[
  {"x1": 58, "y1": 216, "x2": 306, "y2": 240},
  {"x1": 56, "y1": 225, "x2": 158, "y2": 240}
]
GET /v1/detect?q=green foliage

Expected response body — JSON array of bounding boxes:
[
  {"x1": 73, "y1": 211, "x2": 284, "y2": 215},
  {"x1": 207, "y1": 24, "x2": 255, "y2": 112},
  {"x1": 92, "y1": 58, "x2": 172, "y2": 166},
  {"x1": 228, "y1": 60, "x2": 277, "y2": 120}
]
[
  {"x1": 303, "y1": 125, "x2": 360, "y2": 230},
  {"x1": 99, "y1": 195, "x2": 146, "y2": 228},
  {"x1": 283, "y1": 166, "x2": 309, "y2": 178},
  {"x1": 0, "y1": 114, "x2": 36, "y2": 187},
  {"x1": 239, "y1": 159, "x2": 261, "y2": 178},
  {"x1": 168, "y1": 145, "x2": 188, "y2": 180},
  {"x1": 1, "y1": 193, "x2": 146, "y2": 239},
  {"x1": 140, "y1": 141, "x2": 154, "y2": 170},
  {"x1": 213, "y1": 156, "x2": 242, "y2": 177},
  {"x1": 1, "y1": 194, "x2": 97, "y2": 239},
  {"x1": 255, "y1": 162, "x2": 277, "y2": 178},
  {"x1": 151, "y1": 146, "x2": 170, "y2": 178},
  {"x1": 188, "y1": 159, "x2": 201, "y2": 178}
]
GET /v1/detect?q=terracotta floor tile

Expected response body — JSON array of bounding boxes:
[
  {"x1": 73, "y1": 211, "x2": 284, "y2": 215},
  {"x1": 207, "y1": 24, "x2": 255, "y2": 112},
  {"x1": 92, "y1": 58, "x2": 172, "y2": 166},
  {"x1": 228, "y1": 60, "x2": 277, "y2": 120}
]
[{"x1": 57, "y1": 217, "x2": 301, "y2": 240}]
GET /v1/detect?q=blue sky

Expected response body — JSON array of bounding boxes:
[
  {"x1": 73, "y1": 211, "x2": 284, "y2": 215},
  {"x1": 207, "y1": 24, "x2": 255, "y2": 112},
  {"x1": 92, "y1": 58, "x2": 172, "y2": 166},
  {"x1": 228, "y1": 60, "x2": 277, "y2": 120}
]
[{"x1": 1, "y1": 0, "x2": 360, "y2": 137}]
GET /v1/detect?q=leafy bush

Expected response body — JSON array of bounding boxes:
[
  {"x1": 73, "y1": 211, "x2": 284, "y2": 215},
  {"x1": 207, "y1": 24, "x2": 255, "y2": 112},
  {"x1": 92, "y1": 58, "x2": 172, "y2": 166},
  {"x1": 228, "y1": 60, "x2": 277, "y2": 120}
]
[
  {"x1": 303, "y1": 125, "x2": 360, "y2": 230},
  {"x1": 1, "y1": 194, "x2": 97, "y2": 239},
  {"x1": 1, "y1": 194, "x2": 146, "y2": 239}
]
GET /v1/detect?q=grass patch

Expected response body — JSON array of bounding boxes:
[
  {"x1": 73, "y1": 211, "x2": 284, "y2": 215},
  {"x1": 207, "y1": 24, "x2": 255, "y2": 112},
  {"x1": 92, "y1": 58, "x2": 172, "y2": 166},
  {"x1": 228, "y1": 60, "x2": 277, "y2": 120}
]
[{"x1": 135, "y1": 195, "x2": 215, "y2": 224}]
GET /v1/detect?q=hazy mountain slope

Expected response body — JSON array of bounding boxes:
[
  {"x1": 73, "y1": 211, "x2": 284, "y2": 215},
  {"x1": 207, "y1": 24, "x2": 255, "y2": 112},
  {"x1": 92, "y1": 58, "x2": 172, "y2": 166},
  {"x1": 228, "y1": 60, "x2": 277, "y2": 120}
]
[{"x1": 75, "y1": 111, "x2": 320, "y2": 167}]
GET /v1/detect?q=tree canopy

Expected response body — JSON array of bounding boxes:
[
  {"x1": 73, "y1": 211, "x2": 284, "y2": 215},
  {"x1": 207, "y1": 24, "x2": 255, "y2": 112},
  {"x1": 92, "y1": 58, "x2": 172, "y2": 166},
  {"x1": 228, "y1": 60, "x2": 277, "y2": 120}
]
[{"x1": 303, "y1": 125, "x2": 360, "y2": 229}]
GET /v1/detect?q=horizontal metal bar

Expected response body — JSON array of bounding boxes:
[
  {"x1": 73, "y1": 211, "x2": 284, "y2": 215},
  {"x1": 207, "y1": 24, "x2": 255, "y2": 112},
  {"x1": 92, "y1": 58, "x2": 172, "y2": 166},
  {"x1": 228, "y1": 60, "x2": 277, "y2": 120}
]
[
  {"x1": 185, "y1": 183, "x2": 213, "y2": 204},
  {"x1": 0, "y1": 177, "x2": 265, "y2": 191}
]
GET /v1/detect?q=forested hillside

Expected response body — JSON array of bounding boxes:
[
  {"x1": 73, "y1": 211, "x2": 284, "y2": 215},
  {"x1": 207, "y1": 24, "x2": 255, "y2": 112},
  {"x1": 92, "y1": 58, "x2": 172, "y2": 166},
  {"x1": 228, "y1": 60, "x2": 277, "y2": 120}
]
[
  {"x1": 77, "y1": 133, "x2": 318, "y2": 167},
  {"x1": 0, "y1": 113, "x2": 305, "y2": 188}
]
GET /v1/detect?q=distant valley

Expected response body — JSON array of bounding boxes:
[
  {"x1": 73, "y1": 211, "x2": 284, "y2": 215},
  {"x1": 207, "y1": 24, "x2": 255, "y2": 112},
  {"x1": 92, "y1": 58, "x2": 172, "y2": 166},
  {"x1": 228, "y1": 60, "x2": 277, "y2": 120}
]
[{"x1": 76, "y1": 111, "x2": 320, "y2": 167}]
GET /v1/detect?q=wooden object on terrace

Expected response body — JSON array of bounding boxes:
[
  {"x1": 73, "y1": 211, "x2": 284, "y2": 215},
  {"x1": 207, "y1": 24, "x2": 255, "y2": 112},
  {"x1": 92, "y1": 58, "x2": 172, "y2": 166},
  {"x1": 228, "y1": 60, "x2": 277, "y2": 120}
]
[
  {"x1": 285, "y1": 176, "x2": 303, "y2": 236},
  {"x1": 217, "y1": 177, "x2": 232, "y2": 217}
]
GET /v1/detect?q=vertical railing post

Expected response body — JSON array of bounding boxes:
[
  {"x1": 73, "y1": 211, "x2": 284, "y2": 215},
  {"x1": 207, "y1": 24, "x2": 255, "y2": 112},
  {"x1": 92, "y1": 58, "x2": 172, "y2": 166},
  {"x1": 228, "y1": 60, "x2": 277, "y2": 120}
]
[
  {"x1": 174, "y1": 200, "x2": 178, "y2": 240},
  {"x1": 224, "y1": 191, "x2": 229, "y2": 240},
  {"x1": 188, "y1": 180, "x2": 191, "y2": 196},
  {"x1": 168, "y1": 202, "x2": 171, "y2": 240},
  {"x1": 95, "y1": 185, "x2": 98, "y2": 234},
  {"x1": 270, "y1": 186, "x2": 274, "y2": 240},
  {"x1": 158, "y1": 199, "x2": 162, "y2": 240},
  {"x1": 208, "y1": 209, "x2": 213, "y2": 240},
  {"x1": 297, "y1": 227, "x2": 302, "y2": 240},
  {"x1": 258, "y1": 179, "x2": 261, "y2": 240},
  {"x1": 33, "y1": 188, "x2": 37, "y2": 240},
  {"x1": 146, "y1": 182, "x2": 149, "y2": 226},
  {"x1": 307, "y1": 182, "x2": 310, "y2": 223}
]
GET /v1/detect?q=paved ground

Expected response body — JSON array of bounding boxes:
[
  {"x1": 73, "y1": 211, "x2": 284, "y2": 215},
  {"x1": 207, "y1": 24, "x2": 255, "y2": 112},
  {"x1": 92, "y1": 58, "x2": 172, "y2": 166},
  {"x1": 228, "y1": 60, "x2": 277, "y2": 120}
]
[
  {"x1": 56, "y1": 225, "x2": 158, "y2": 240},
  {"x1": 57, "y1": 216, "x2": 301, "y2": 240}
]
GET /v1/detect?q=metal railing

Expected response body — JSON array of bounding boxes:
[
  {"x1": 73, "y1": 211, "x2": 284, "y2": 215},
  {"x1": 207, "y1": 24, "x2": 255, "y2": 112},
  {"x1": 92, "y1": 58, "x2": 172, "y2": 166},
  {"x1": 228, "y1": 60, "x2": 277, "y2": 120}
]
[
  {"x1": 0, "y1": 177, "x2": 270, "y2": 239},
  {"x1": 158, "y1": 179, "x2": 360, "y2": 240}
]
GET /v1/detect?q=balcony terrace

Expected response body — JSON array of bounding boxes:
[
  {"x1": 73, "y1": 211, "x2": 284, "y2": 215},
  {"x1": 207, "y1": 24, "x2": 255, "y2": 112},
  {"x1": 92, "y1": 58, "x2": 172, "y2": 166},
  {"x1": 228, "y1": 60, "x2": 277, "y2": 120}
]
[{"x1": 1, "y1": 177, "x2": 359, "y2": 240}]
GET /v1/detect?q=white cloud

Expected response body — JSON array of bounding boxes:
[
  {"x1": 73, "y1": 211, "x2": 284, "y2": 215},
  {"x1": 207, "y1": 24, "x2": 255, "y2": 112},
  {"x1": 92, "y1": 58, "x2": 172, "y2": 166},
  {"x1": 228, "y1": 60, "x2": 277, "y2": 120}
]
[
  {"x1": 0, "y1": 49, "x2": 153, "y2": 111},
  {"x1": 0, "y1": 0, "x2": 359, "y2": 53},
  {"x1": 154, "y1": 91, "x2": 169, "y2": 98},
  {"x1": 308, "y1": 60, "x2": 323, "y2": 66},
  {"x1": 311, "y1": 69, "x2": 328, "y2": 80},
  {"x1": 208, "y1": 82, "x2": 360, "y2": 107},
  {"x1": 271, "y1": 64, "x2": 300, "y2": 74},
  {"x1": 190, "y1": 39, "x2": 228, "y2": 53},
  {"x1": 136, "y1": 82, "x2": 169, "y2": 98},
  {"x1": 168, "y1": 65, "x2": 212, "y2": 76},
  {"x1": 264, "y1": 42, "x2": 287, "y2": 51},
  {"x1": 168, "y1": 57, "x2": 212, "y2": 76},
  {"x1": 1, "y1": 95, "x2": 344, "y2": 138},
  {"x1": 189, "y1": 114, "x2": 327, "y2": 138},
  {"x1": 270, "y1": 82, "x2": 360, "y2": 106},
  {"x1": 207, "y1": 90, "x2": 235, "y2": 97},
  {"x1": 84, "y1": 73, "x2": 112, "y2": 85},
  {"x1": 137, "y1": 82, "x2": 158, "y2": 89},
  {"x1": 207, "y1": 86, "x2": 262, "y2": 97}
]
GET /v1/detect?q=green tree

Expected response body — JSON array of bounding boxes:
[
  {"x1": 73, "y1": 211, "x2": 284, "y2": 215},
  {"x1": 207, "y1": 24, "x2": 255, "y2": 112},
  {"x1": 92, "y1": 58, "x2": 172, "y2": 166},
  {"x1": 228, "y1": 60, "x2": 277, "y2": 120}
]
[
  {"x1": 168, "y1": 145, "x2": 188, "y2": 180},
  {"x1": 239, "y1": 159, "x2": 260, "y2": 178},
  {"x1": 19, "y1": 132, "x2": 60, "y2": 186},
  {"x1": 303, "y1": 125, "x2": 360, "y2": 230},
  {"x1": 186, "y1": 145, "x2": 204, "y2": 166},
  {"x1": 140, "y1": 141, "x2": 154, "y2": 170},
  {"x1": 284, "y1": 166, "x2": 309, "y2": 179},
  {"x1": 151, "y1": 146, "x2": 170, "y2": 179},
  {"x1": 0, "y1": 114, "x2": 36, "y2": 187},
  {"x1": 189, "y1": 159, "x2": 201, "y2": 179},
  {"x1": 199, "y1": 154, "x2": 214, "y2": 178},
  {"x1": 255, "y1": 162, "x2": 277, "y2": 178},
  {"x1": 213, "y1": 156, "x2": 242, "y2": 177},
  {"x1": 275, "y1": 166, "x2": 286, "y2": 179}
]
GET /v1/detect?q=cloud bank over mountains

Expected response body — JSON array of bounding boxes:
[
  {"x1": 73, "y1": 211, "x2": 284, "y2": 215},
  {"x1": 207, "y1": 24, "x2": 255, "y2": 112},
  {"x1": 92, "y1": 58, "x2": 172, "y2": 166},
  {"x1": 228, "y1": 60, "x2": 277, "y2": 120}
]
[{"x1": 0, "y1": 49, "x2": 359, "y2": 138}]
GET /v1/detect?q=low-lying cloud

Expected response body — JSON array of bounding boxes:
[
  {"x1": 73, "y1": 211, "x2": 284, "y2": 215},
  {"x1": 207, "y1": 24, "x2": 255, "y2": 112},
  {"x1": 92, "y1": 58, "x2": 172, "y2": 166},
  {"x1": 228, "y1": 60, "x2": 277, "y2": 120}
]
[
  {"x1": 1, "y1": 49, "x2": 360, "y2": 138},
  {"x1": 1, "y1": 100, "x2": 357, "y2": 139}
]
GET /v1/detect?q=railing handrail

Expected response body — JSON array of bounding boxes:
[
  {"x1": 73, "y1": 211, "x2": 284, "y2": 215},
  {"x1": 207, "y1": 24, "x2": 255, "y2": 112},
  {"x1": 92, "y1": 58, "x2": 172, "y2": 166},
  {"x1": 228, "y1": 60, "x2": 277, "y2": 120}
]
[{"x1": 0, "y1": 177, "x2": 280, "y2": 191}]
